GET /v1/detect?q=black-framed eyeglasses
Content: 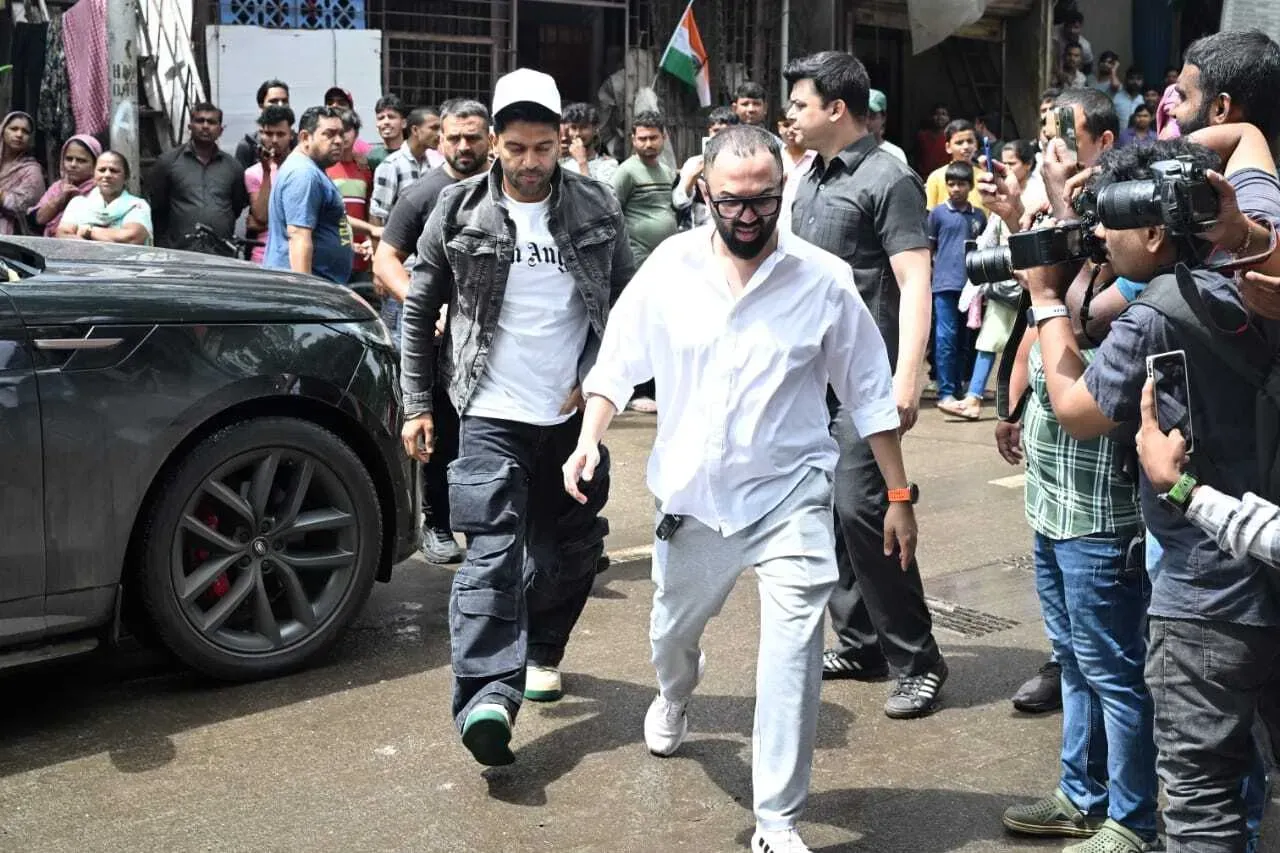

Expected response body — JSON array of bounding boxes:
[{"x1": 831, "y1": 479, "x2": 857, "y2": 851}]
[{"x1": 707, "y1": 193, "x2": 783, "y2": 218}]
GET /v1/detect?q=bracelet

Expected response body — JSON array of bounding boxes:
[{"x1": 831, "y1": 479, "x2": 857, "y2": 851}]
[{"x1": 1232, "y1": 221, "x2": 1255, "y2": 256}]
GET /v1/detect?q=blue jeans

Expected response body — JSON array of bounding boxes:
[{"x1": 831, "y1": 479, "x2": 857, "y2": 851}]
[
  {"x1": 932, "y1": 291, "x2": 964, "y2": 399},
  {"x1": 1033, "y1": 532, "x2": 1158, "y2": 840},
  {"x1": 966, "y1": 349, "x2": 996, "y2": 400}
]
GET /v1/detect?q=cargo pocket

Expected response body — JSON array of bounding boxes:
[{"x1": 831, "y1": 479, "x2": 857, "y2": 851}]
[
  {"x1": 450, "y1": 586, "x2": 522, "y2": 678},
  {"x1": 447, "y1": 455, "x2": 526, "y2": 534}
]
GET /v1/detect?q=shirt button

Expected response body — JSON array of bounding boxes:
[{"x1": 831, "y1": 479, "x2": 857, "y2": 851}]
[{"x1": 809, "y1": 217, "x2": 815, "y2": 224}]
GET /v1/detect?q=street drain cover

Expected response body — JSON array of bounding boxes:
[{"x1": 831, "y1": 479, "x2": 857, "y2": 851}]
[{"x1": 926, "y1": 598, "x2": 1020, "y2": 638}]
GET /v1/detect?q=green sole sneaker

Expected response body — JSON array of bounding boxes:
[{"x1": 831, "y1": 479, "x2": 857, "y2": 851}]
[
  {"x1": 1063, "y1": 820, "x2": 1160, "y2": 852},
  {"x1": 1002, "y1": 789, "x2": 1103, "y2": 838},
  {"x1": 461, "y1": 703, "x2": 515, "y2": 766},
  {"x1": 524, "y1": 665, "x2": 563, "y2": 702}
]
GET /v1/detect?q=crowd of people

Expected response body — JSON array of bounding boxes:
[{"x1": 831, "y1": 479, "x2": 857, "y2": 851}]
[{"x1": 3, "y1": 18, "x2": 1280, "y2": 853}]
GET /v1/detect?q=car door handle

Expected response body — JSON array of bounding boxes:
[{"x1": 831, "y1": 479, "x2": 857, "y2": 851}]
[{"x1": 34, "y1": 337, "x2": 125, "y2": 351}]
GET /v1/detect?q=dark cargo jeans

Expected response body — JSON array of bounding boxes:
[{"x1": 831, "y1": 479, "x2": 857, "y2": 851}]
[
  {"x1": 1148, "y1": 616, "x2": 1280, "y2": 853},
  {"x1": 446, "y1": 413, "x2": 610, "y2": 730}
]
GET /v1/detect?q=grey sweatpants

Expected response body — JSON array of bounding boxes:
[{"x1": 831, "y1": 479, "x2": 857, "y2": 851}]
[{"x1": 649, "y1": 467, "x2": 837, "y2": 832}]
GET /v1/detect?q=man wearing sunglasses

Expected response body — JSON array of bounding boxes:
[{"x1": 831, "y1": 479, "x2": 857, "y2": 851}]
[
  {"x1": 563, "y1": 124, "x2": 916, "y2": 853},
  {"x1": 783, "y1": 51, "x2": 945, "y2": 719}
]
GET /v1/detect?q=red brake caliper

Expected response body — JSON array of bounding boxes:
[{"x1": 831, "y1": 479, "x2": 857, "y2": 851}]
[{"x1": 196, "y1": 511, "x2": 231, "y2": 598}]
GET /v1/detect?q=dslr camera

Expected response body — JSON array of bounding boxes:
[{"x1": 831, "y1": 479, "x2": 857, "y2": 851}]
[{"x1": 965, "y1": 156, "x2": 1219, "y2": 285}]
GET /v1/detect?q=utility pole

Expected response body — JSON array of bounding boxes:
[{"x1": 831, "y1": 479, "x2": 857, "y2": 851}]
[{"x1": 107, "y1": 0, "x2": 141, "y2": 193}]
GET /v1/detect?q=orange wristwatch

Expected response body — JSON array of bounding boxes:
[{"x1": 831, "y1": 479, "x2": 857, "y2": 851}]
[{"x1": 887, "y1": 483, "x2": 919, "y2": 505}]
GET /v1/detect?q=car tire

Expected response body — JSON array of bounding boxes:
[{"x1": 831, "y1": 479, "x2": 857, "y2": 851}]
[{"x1": 137, "y1": 417, "x2": 382, "y2": 681}]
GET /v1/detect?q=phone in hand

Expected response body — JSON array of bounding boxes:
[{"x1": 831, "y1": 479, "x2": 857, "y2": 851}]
[
  {"x1": 982, "y1": 136, "x2": 992, "y2": 169},
  {"x1": 1042, "y1": 106, "x2": 1078, "y2": 154},
  {"x1": 1146, "y1": 350, "x2": 1195, "y2": 454}
]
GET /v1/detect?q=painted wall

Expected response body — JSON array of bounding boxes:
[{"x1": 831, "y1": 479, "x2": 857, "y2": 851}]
[{"x1": 1074, "y1": 0, "x2": 1132, "y2": 67}]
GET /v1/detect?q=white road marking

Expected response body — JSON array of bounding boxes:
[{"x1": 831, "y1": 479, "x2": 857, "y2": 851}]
[
  {"x1": 988, "y1": 474, "x2": 1026, "y2": 489},
  {"x1": 608, "y1": 544, "x2": 655, "y2": 563}
]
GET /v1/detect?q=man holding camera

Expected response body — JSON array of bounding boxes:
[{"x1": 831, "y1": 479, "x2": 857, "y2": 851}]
[
  {"x1": 1026, "y1": 131, "x2": 1280, "y2": 853},
  {"x1": 984, "y1": 89, "x2": 1163, "y2": 853}
]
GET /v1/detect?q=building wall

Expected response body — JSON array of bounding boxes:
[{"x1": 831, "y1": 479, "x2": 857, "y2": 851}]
[{"x1": 1073, "y1": 0, "x2": 1132, "y2": 67}]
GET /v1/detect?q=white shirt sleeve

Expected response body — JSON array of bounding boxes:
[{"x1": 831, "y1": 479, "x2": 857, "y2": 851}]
[
  {"x1": 582, "y1": 260, "x2": 655, "y2": 412},
  {"x1": 824, "y1": 269, "x2": 900, "y2": 438}
]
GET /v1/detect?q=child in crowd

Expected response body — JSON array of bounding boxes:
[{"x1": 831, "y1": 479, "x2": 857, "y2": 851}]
[
  {"x1": 925, "y1": 119, "x2": 988, "y2": 211},
  {"x1": 928, "y1": 161, "x2": 987, "y2": 414}
]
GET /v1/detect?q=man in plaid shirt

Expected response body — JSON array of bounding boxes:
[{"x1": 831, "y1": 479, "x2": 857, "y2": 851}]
[{"x1": 370, "y1": 106, "x2": 444, "y2": 224}]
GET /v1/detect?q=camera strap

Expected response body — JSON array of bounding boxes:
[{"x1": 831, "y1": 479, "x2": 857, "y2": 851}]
[{"x1": 996, "y1": 290, "x2": 1032, "y2": 422}]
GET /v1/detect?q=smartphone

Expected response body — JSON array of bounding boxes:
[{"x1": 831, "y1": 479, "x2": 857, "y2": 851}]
[
  {"x1": 1042, "y1": 106, "x2": 1078, "y2": 153},
  {"x1": 1146, "y1": 350, "x2": 1195, "y2": 454},
  {"x1": 981, "y1": 136, "x2": 992, "y2": 170}
]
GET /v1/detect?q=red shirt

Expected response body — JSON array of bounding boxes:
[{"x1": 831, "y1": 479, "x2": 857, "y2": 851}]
[
  {"x1": 914, "y1": 129, "x2": 950, "y2": 178},
  {"x1": 326, "y1": 157, "x2": 373, "y2": 272}
]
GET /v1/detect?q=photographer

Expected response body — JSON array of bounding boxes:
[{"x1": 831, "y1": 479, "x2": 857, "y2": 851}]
[{"x1": 1025, "y1": 136, "x2": 1280, "y2": 853}]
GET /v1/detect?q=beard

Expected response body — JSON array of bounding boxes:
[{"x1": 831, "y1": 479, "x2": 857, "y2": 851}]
[
  {"x1": 712, "y1": 211, "x2": 779, "y2": 260},
  {"x1": 1177, "y1": 97, "x2": 1215, "y2": 135},
  {"x1": 448, "y1": 152, "x2": 483, "y2": 177}
]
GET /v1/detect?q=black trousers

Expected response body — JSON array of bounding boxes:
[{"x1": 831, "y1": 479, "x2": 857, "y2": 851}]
[
  {"x1": 423, "y1": 382, "x2": 459, "y2": 528},
  {"x1": 827, "y1": 408, "x2": 942, "y2": 675}
]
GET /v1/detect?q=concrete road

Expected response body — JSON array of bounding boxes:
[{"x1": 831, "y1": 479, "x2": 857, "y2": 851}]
[{"x1": 1, "y1": 409, "x2": 1275, "y2": 853}]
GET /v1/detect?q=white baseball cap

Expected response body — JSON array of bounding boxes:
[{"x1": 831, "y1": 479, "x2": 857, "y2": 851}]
[{"x1": 492, "y1": 68, "x2": 562, "y2": 121}]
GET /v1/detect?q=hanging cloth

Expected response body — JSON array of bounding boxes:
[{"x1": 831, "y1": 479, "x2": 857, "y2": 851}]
[
  {"x1": 38, "y1": 16, "x2": 77, "y2": 148},
  {"x1": 63, "y1": 0, "x2": 110, "y2": 136},
  {"x1": 10, "y1": 22, "x2": 49, "y2": 118}
]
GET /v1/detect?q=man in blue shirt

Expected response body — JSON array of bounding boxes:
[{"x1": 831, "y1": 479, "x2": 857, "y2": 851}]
[
  {"x1": 927, "y1": 160, "x2": 986, "y2": 414},
  {"x1": 265, "y1": 105, "x2": 353, "y2": 284}
]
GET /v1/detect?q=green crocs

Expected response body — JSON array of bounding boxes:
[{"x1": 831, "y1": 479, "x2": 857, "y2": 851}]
[
  {"x1": 461, "y1": 702, "x2": 515, "y2": 767},
  {"x1": 1063, "y1": 820, "x2": 1161, "y2": 853},
  {"x1": 1002, "y1": 789, "x2": 1104, "y2": 838}
]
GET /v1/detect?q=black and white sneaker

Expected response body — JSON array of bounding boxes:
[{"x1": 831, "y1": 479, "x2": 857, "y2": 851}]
[
  {"x1": 821, "y1": 647, "x2": 889, "y2": 681},
  {"x1": 751, "y1": 828, "x2": 813, "y2": 853},
  {"x1": 884, "y1": 657, "x2": 948, "y2": 719},
  {"x1": 420, "y1": 525, "x2": 464, "y2": 564}
]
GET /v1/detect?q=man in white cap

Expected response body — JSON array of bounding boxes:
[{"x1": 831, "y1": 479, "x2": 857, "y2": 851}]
[
  {"x1": 867, "y1": 88, "x2": 908, "y2": 165},
  {"x1": 399, "y1": 68, "x2": 635, "y2": 766}
]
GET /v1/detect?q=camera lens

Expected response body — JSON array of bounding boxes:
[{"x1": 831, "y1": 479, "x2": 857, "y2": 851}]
[
  {"x1": 965, "y1": 246, "x2": 1014, "y2": 284},
  {"x1": 1097, "y1": 179, "x2": 1161, "y2": 230}
]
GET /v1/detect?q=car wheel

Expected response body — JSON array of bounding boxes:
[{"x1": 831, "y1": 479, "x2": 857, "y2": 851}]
[{"x1": 137, "y1": 417, "x2": 382, "y2": 681}]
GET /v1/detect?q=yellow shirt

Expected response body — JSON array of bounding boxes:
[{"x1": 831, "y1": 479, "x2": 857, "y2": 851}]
[{"x1": 926, "y1": 164, "x2": 989, "y2": 212}]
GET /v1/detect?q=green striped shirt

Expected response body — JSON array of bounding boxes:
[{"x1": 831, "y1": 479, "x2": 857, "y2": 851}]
[{"x1": 1023, "y1": 342, "x2": 1140, "y2": 539}]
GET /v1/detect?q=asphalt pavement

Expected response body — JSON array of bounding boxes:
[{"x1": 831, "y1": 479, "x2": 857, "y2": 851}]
[{"x1": 2, "y1": 407, "x2": 1276, "y2": 853}]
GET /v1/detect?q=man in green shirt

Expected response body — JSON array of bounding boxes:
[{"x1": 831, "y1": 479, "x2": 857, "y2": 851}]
[{"x1": 612, "y1": 111, "x2": 678, "y2": 269}]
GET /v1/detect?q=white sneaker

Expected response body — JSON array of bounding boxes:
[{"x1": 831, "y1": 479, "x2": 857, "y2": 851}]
[
  {"x1": 524, "y1": 664, "x2": 563, "y2": 702},
  {"x1": 751, "y1": 828, "x2": 813, "y2": 853},
  {"x1": 644, "y1": 694, "x2": 689, "y2": 756}
]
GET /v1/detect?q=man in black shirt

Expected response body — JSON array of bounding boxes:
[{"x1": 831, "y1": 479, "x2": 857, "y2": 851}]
[
  {"x1": 785, "y1": 51, "x2": 945, "y2": 719},
  {"x1": 234, "y1": 79, "x2": 291, "y2": 170},
  {"x1": 373, "y1": 97, "x2": 492, "y2": 566},
  {"x1": 147, "y1": 102, "x2": 249, "y2": 253}
]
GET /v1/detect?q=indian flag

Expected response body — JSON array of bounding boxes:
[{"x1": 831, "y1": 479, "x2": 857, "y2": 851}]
[{"x1": 659, "y1": 2, "x2": 711, "y2": 107}]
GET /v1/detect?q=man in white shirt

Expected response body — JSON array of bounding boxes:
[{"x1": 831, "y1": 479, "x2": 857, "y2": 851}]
[
  {"x1": 867, "y1": 88, "x2": 908, "y2": 164},
  {"x1": 563, "y1": 125, "x2": 918, "y2": 853},
  {"x1": 400, "y1": 69, "x2": 635, "y2": 768}
]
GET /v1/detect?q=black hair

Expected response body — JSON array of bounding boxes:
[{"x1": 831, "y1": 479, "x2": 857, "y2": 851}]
[
  {"x1": 191, "y1": 102, "x2": 223, "y2": 122},
  {"x1": 1099, "y1": 50, "x2": 1120, "y2": 64},
  {"x1": 493, "y1": 102, "x2": 560, "y2": 135},
  {"x1": 258, "y1": 104, "x2": 295, "y2": 128},
  {"x1": 782, "y1": 50, "x2": 870, "y2": 118},
  {"x1": 1063, "y1": 42, "x2": 1084, "y2": 58},
  {"x1": 1040, "y1": 87, "x2": 1062, "y2": 104},
  {"x1": 339, "y1": 109, "x2": 360, "y2": 132},
  {"x1": 734, "y1": 81, "x2": 767, "y2": 102},
  {"x1": 703, "y1": 124, "x2": 782, "y2": 175},
  {"x1": 1003, "y1": 138, "x2": 1037, "y2": 167},
  {"x1": 440, "y1": 98, "x2": 491, "y2": 124},
  {"x1": 1184, "y1": 29, "x2": 1280, "y2": 142},
  {"x1": 1061, "y1": 9, "x2": 1084, "y2": 25},
  {"x1": 298, "y1": 105, "x2": 345, "y2": 134},
  {"x1": 407, "y1": 107, "x2": 439, "y2": 129},
  {"x1": 1054, "y1": 88, "x2": 1120, "y2": 142},
  {"x1": 1164, "y1": 65, "x2": 1180, "y2": 77},
  {"x1": 944, "y1": 118, "x2": 975, "y2": 141},
  {"x1": 944, "y1": 161, "x2": 975, "y2": 185},
  {"x1": 98, "y1": 149, "x2": 131, "y2": 180},
  {"x1": 1128, "y1": 103, "x2": 1153, "y2": 127},
  {"x1": 633, "y1": 111, "x2": 665, "y2": 132},
  {"x1": 707, "y1": 106, "x2": 739, "y2": 128},
  {"x1": 1125, "y1": 65, "x2": 1144, "y2": 79},
  {"x1": 1092, "y1": 138, "x2": 1221, "y2": 199},
  {"x1": 561, "y1": 102, "x2": 600, "y2": 126},
  {"x1": 256, "y1": 79, "x2": 289, "y2": 106},
  {"x1": 374, "y1": 94, "x2": 407, "y2": 117}
]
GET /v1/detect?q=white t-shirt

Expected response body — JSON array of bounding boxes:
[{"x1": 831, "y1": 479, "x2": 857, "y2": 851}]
[{"x1": 465, "y1": 193, "x2": 590, "y2": 426}]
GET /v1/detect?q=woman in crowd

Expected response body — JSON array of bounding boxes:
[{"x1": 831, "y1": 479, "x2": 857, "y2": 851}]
[
  {"x1": 1119, "y1": 104, "x2": 1157, "y2": 147},
  {"x1": 0, "y1": 111, "x2": 47, "y2": 236},
  {"x1": 30, "y1": 135, "x2": 103, "y2": 237},
  {"x1": 56, "y1": 151, "x2": 152, "y2": 245},
  {"x1": 947, "y1": 139, "x2": 1045, "y2": 420}
]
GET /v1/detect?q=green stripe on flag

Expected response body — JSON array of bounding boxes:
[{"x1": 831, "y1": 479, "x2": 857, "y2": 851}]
[{"x1": 661, "y1": 50, "x2": 698, "y2": 87}]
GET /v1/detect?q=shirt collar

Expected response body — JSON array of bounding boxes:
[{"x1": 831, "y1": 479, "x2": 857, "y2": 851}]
[
  {"x1": 817, "y1": 133, "x2": 880, "y2": 176},
  {"x1": 182, "y1": 141, "x2": 226, "y2": 163}
]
